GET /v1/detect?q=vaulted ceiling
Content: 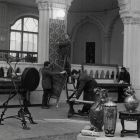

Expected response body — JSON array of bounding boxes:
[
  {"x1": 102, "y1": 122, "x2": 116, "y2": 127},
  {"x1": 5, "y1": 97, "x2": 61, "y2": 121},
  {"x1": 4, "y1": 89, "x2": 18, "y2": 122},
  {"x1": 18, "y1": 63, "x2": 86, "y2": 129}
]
[
  {"x1": 2, "y1": 0, "x2": 119, "y2": 12},
  {"x1": 69, "y1": 0, "x2": 118, "y2": 12}
]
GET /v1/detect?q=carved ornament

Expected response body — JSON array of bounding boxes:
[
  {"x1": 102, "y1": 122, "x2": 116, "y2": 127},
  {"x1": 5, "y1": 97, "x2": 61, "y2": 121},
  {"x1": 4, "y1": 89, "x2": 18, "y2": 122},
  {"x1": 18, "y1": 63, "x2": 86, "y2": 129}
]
[{"x1": 122, "y1": 16, "x2": 140, "y2": 25}]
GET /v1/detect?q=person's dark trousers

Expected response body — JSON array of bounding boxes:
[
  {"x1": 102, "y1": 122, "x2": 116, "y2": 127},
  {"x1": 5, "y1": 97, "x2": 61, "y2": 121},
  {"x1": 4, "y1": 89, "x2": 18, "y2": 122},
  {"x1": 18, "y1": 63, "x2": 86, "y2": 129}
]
[
  {"x1": 81, "y1": 90, "x2": 95, "y2": 113},
  {"x1": 118, "y1": 87, "x2": 125, "y2": 103},
  {"x1": 42, "y1": 89, "x2": 52, "y2": 107}
]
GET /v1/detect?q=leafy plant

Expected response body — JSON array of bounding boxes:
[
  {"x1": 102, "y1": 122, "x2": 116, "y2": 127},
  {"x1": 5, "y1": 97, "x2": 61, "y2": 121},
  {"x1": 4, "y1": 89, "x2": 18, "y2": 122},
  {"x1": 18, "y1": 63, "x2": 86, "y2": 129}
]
[
  {"x1": 94, "y1": 88, "x2": 108, "y2": 102},
  {"x1": 124, "y1": 86, "x2": 135, "y2": 96}
]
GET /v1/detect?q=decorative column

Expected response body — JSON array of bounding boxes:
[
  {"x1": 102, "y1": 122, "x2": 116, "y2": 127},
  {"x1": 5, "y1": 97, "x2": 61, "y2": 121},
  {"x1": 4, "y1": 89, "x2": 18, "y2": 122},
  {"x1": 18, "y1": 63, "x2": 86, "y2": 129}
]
[
  {"x1": 118, "y1": 0, "x2": 140, "y2": 96},
  {"x1": 36, "y1": 0, "x2": 73, "y2": 64},
  {"x1": 36, "y1": 0, "x2": 50, "y2": 64}
]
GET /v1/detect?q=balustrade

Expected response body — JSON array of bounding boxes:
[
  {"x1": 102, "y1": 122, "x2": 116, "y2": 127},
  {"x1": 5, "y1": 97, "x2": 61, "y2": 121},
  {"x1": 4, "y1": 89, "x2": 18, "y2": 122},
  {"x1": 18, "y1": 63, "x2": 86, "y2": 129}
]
[{"x1": 71, "y1": 64, "x2": 119, "y2": 83}]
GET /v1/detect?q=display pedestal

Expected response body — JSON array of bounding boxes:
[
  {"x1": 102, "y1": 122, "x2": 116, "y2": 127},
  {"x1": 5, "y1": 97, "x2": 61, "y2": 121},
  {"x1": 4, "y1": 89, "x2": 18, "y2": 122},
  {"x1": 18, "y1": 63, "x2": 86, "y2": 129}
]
[
  {"x1": 77, "y1": 133, "x2": 96, "y2": 140},
  {"x1": 119, "y1": 111, "x2": 140, "y2": 137}
]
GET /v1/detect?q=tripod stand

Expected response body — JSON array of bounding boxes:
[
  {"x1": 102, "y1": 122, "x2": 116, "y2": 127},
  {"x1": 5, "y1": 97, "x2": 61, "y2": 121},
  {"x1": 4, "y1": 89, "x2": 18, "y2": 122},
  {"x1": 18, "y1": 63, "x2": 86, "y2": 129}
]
[
  {"x1": 0, "y1": 60, "x2": 38, "y2": 129},
  {"x1": 0, "y1": 78, "x2": 37, "y2": 129}
]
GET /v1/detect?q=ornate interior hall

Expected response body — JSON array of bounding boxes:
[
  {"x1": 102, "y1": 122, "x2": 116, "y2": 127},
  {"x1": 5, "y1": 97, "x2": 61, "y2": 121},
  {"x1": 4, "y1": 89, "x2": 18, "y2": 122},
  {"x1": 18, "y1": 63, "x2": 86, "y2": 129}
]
[{"x1": 0, "y1": 0, "x2": 140, "y2": 139}]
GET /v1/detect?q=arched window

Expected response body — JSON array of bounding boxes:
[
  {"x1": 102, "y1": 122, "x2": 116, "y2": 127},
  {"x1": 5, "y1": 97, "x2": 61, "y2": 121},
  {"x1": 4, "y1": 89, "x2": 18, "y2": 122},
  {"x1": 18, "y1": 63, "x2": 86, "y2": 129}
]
[{"x1": 10, "y1": 16, "x2": 38, "y2": 62}]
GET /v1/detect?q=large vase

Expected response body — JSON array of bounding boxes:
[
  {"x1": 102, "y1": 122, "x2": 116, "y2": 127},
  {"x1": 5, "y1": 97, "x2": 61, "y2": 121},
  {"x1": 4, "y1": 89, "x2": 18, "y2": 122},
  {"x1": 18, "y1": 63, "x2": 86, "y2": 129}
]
[
  {"x1": 103, "y1": 99, "x2": 117, "y2": 137},
  {"x1": 89, "y1": 102, "x2": 104, "y2": 132},
  {"x1": 124, "y1": 95, "x2": 139, "y2": 112},
  {"x1": 89, "y1": 88, "x2": 108, "y2": 132}
]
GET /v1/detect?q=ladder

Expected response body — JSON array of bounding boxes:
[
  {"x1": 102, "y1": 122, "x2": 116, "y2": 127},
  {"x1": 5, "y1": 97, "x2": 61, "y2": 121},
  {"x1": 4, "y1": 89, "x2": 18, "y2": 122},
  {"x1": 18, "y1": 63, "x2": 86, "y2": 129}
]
[{"x1": 65, "y1": 77, "x2": 76, "y2": 101}]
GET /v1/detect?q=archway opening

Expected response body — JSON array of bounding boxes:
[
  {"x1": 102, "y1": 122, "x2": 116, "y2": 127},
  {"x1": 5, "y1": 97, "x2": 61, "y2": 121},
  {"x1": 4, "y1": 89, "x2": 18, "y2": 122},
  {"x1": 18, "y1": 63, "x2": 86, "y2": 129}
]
[{"x1": 67, "y1": 0, "x2": 123, "y2": 65}]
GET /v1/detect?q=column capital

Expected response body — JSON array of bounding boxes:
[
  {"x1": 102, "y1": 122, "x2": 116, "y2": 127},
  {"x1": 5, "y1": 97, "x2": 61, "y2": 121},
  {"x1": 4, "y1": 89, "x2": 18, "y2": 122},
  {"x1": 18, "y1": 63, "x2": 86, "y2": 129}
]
[
  {"x1": 36, "y1": 0, "x2": 73, "y2": 7},
  {"x1": 122, "y1": 16, "x2": 140, "y2": 24},
  {"x1": 36, "y1": 0, "x2": 73, "y2": 12},
  {"x1": 36, "y1": 0, "x2": 50, "y2": 10},
  {"x1": 118, "y1": 0, "x2": 140, "y2": 21},
  {"x1": 118, "y1": 0, "x2": 130, "y2": 14}
]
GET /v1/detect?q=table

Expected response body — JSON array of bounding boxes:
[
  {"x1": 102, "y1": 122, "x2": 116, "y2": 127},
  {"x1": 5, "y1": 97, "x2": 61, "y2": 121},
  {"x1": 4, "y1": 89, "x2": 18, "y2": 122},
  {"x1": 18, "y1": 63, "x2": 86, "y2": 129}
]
[
  {"x1": 119, "y1": 111, "x2": 140, "y2": 137},
  {"x1": 66, "y1": 82, "x2": 129, "y2": 118},
  {"x1": 97, "y1": 83, "x2": 129, "y2": 102}
]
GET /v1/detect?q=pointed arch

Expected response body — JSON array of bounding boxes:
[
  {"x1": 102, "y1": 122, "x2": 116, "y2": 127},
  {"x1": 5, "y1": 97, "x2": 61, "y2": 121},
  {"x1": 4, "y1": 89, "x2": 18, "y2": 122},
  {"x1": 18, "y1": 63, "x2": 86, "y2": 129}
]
[
  {"x1": 71, "y1": 16, "x2": 105, "y2": 41},
  {"x1": 70, "y1": 16, "x2": 105, "y2": 64},
  {"x1": 108, "y1": 14, "x2": 123, "y2": 38}
]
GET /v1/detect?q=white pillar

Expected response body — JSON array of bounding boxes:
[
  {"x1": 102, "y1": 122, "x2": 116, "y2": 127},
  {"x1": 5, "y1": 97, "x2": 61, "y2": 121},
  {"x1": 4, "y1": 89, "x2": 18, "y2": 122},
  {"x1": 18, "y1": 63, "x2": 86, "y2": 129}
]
[
  {"x1": 36, "y1": 0, "x2": 50, "y2": 64},
  {"x1": 118, "y1": 0, "x2": 140, "y2": 98},
  {"x1": 36, "y1": 0, "x2": 73, "y2": 64}
]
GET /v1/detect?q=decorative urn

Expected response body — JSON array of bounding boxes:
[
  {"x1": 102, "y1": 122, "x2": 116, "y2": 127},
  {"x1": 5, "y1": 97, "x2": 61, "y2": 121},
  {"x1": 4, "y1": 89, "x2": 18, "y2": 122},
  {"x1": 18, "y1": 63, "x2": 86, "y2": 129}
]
[
  {"x1": 124, "y1": 86, "x2": 139, "y2": 112},
  {"x1": 89, "y1": 88, "x2": 108, "y2": 132},
  {"x1": 103, "y1": 98, "x2": 117, "y2": 137}
]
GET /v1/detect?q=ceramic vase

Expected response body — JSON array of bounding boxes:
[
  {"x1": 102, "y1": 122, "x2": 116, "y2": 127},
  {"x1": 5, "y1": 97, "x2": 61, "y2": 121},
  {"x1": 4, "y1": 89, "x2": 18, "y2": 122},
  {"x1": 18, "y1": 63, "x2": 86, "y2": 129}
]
[
  {"x1": 103, "y1": 98, "x2": 117, "y2": 137},
  {"x1": 89, "y1": 102, "x2": 104, "y2": 132},
  {"x1": 89, "y1": 88, "x2": 108, "y2": 132},
  {"x1": 124, "y1": 95, "x2": 139, "y2": 112}
]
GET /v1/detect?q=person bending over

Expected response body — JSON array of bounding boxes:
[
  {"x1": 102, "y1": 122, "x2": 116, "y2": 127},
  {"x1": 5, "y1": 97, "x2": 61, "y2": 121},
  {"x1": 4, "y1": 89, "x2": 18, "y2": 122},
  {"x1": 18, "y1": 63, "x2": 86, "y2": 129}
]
[{"x1": 71, "y1": 69, "x2": 98, "y2": 114}]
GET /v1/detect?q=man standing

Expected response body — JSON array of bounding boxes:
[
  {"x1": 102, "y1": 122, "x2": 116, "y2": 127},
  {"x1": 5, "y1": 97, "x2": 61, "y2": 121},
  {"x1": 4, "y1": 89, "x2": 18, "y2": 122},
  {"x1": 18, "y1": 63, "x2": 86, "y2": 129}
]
[{"x1": 41, "y1": 61, "x2": 66, "y2": 108}]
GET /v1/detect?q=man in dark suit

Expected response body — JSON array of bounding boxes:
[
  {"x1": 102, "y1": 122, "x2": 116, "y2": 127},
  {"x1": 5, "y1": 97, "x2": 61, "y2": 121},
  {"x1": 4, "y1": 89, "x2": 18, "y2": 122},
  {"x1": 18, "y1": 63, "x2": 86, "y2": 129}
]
[
  {"x1": 118, "y1": 67, "x2": 130, "y2": 84},
  {"x1": 41, "y1": 61, "x2": 66, "y2": 108},
  {"x1": 118, "y1": 67, "x2": 130, "y2": 102},
  {"x1": 71, "y1": 69, "x2": 98, "y2": 114}
]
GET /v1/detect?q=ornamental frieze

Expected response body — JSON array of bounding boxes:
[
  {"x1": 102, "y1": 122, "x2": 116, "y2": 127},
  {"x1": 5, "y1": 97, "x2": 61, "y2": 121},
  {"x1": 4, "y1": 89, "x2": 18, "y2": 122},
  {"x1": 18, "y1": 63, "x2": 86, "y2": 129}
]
[
  {"x1": 37, "y1": 1, "x2": 49, "y2": 10},
  {"x1": 122, "y1": 17, "x2": 140, "y2": 25}
]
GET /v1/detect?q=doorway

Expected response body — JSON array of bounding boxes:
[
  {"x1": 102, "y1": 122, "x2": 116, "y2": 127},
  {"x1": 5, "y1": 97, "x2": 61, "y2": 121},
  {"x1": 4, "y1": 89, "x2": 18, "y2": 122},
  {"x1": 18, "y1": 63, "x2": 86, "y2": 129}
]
[{"x1": 86, "y1": 42, "x2": 95, "y2": 63}]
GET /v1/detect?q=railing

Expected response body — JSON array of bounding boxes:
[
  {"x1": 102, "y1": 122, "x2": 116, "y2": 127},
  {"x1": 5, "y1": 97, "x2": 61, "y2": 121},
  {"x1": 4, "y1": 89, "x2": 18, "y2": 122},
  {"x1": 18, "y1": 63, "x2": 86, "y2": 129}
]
[
  {"x1": 71, "y1": 63, "x2": 119, "y2": 82},
  {"x1": 0, "y1": 50, "x2": 38, "y2": 63}
]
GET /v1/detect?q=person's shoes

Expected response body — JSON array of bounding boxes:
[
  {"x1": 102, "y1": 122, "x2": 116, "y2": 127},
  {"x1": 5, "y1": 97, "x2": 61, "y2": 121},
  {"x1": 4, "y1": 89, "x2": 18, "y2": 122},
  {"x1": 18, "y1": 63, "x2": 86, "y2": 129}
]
[{"x1": 41, "y1": 105, "x2": 49, "y2": 109}]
